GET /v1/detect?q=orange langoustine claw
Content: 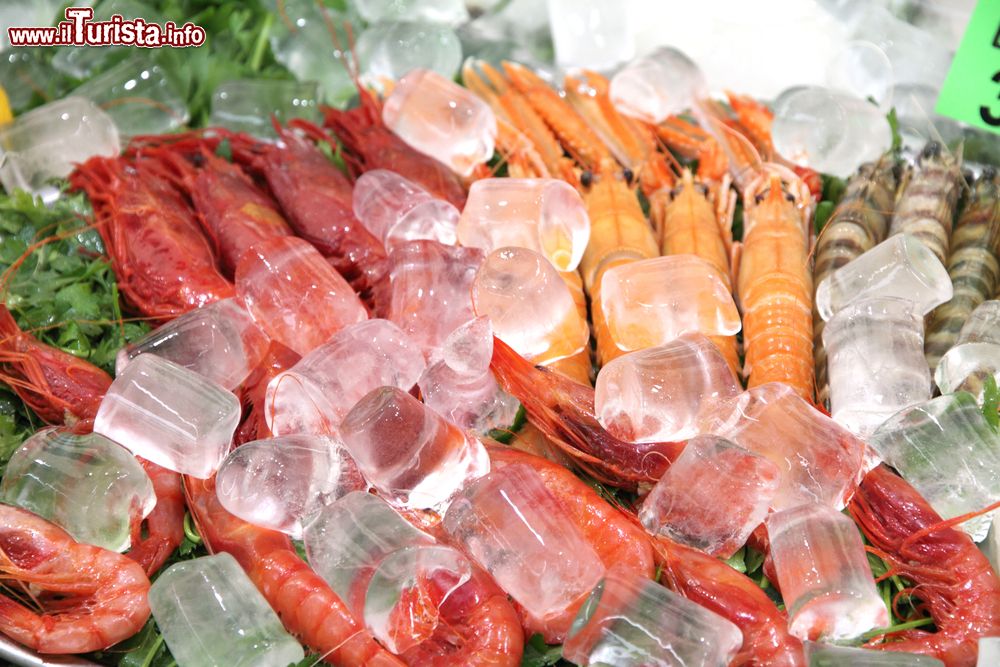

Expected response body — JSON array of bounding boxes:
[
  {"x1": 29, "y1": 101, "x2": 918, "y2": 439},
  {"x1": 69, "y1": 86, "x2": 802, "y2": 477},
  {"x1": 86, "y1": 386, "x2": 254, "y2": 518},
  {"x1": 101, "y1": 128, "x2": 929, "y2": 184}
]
[
  {"x1": 69, "y1": 155, "x2": 234, "y2": 319},
  {"x1": 850, "y1": 465, "x2": 1000, "y2": 667}
]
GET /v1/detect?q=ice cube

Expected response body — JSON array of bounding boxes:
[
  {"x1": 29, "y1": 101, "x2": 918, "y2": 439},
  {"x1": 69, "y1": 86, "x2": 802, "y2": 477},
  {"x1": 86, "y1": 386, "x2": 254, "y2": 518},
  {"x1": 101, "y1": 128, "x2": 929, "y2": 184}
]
[
  {"x1": 850, "y1": 4, "x2": 953, "y2": 91},
  {"x1": 50, "y1": 0, "x2": 158, "y2": 78},
  {"x1": 93, "y1": 354, "x2": 241, "y2": 479},
  {"x1": 699, "y1": 383, "x2": 868, "y2": 511},
  {"x1": 815, "y1": 234, "x2": 952, "y2": 321},
  {"x1": 389, "y1": 240, "x2": 484, "y2": 356},
  {"x1": 871, "y1": 392, "x2": 1000, "y2": 541},
  {"x1": 955, "y1": 301, "x2": 1000, "y2": 346},
  {"x1": 824, "y1": 40, "x2": 894, "y2": 111},
  {"x1": 766, "y1": 504, "x2": 888, "y2": 641},
  {"x1": 264, "y1": 319, "x2": 426, "y2": 436},
  {"x1": 340, "y1": 387, "x2": 490, "y2": 509},
  {"x1": 443, "y1": 462, "x2": 605, "y2": 627},
  {"x1": 0, "y1": 97, "x2": 118, "y2": 201},
  {"x1": 980, "y1": 637, "x2": 1000, "y2": 667},
  {"x1": 599, "y1": 255, "x2": 741, "y2": 353},
  {"x1": 546, "y1": 0, "x2": 635, "y2": 71},
  {"x1": 457, "y1": 178, "x2": 591, "y2": 272},
  {"x1": 235, "y1": 236, "x2": 368, "y2": 357},
  {"x1": 215, "y1": 434, "x2": 366, "y2": 539},
  {"x1": 0, "y1": 428, "x2": 155, "y2": 553},
  {"x1": 639, "y1": 435, "x2": 780, "y2": 558},
  {"x1": 352, "y1": 0, "x2": 469, "y2": 25},
  {"x1": 892, "y1": 83, "x2": 964, "y2": 151},
  {"x1": 71, "y1": 55, "x2": 189, "y2": 141},
  {"x1": 149, "y1": 553, "x2": 304, "y2": 667},
  {"x1": 471, "y1": 246, "x2": 590, "y2": 364},
  {"x1": 823, "y1": 297, "x2": 931, "y2": 438},
  {"x1": 595, "y1": 333, "x2": 741, "y2": 443},
  {"x1": 419, "y1": 317, "x2": 521, "y2": 433},
  {"x1": 609, "y1": 46, "x2": 708, "y2": 124},
  {"x1": 357, "y1": 21, "x2": 463, "y2": 81},
  {"x1": 209, "y1": 79, "x2": 319, "y2": 139},
  {"x1": 352, "y1": 169, "x2": 460, "y2": 249},
  {"x1": 935, "y1": 343, "x2": 1000, "y2": 401},
  {"x1": 803, "y1": 641, "x2": 944, "y2": 666},
  {"x1": 562, "y1": 566, "x2": 743, "y2": 667},
  {"x1": 116, "y1": 298, "x2": 269, "y2": 390},
  {"x1": 382, "y1": 69, "x2": 496, "y2": 177}
]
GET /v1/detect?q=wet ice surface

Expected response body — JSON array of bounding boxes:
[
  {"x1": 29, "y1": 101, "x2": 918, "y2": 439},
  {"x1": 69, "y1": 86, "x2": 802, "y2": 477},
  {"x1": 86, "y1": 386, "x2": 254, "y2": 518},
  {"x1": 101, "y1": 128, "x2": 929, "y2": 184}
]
[
  {"x1": 264, "y1": 319, "x2": 426, "y2": 437},
  {"x1": 352, "y1": 0, "x2": 469, "y2": 25},
  {"x1": 599, "y1": 255, "x2": 741, "y2": 353},
  {"x1": 236, "y1": 236, "x2": 368, "y2": 357},
  {"x1": 443, "y1": 463, "x2": 605, "y2": 624},
  {"x1": 815, "y1": 234, "x2": 952, "y2": 321},
  {"x1": 803, "y1": 641, "x2": 944, "y2": 666},
  {"x1": 562, "y1": 566, "x2": 742, "y2": 667},
  {"x1": 699, "y1": 382, "x2": 867, "y2": 511},
  {"x1": 357, "y1": 21, "x2": 463, "y2": 81},
  {"x1": 94, "y1": 354, "x2": 241, "y2": 479},
  {"x1": 639, "y1": 435, "x2": 780, "y2": 558},
  {"x1": 0, "y1": 428, "x2": 155, "y2": 553},
  {"x1": 472, "y1": 247, "x2": 589, "y2": 364},
  {"x1": 215, "y1": 435, "x2": 366, "y2": 539},
  {"x1": 209, "y1": 79, "x2": 319, "y2": 139},
  {"x1": 936, "y1": 301, "x2": 1000, "y2": 399},
  {"x1": 0, "y1": 96, "x2": 118, "y2": 201},
  {"x1": 116, "y1": 297, "x2": 270, "y2": 391},
  {"x1": 382, "y1": 68, "x2": 496, "y2": 177},
  {"x1": 546, "y1": 0, "x2": 635, "y2": 71},
  {"x1": 609, "y1": 46, "x2": 707, "y2": 124},
  {"x1": 149, "y1": 553, "x2": 304, "y2": 667},
  {"x1": 595, "y1": 333, "x2": 741, "y2": 443},
  {"x1": 824, "y1": 297, "x2": 931, "y2": 439},
  {"x1": 353, "y1": 169, "x2": 460, "y2": 249},
  {"x1": 340, "y1": 386, "x2": 490, "y2": 510},
  {"x1": 457, "y1": 178, "x2": 591, "y2": 273},
  {"x1": 871, "y1": 392, "x2": 1000, "y2": 542},
  {"x1": 766, "y1": 504, "x2": 888, "y2": 642}
]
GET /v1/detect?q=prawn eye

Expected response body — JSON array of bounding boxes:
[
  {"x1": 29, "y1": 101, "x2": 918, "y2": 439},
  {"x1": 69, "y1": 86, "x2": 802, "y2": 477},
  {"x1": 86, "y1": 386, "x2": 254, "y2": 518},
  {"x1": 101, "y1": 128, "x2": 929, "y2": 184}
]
[
  {"x1": 696, "y1": 182, "x2": 709, "y2": 196},
  {"x1": 580, "y1": 171, "x2": 593, "y2": 188},
  {"x1": 755, "y1": 192, "x2": 766, "y2": 204},
  {"x1": 922, "y1": 141, "x2": 942, "y2": 160},
  {"x1": 622, "y1": 168, "x2": 634, "y2": 184},
  {"x1": 984, "y1": 166, "x2": 998, "y2": 181},
  {"x1": 785, "y1": 192, "x2": 795, "y2": 202}
]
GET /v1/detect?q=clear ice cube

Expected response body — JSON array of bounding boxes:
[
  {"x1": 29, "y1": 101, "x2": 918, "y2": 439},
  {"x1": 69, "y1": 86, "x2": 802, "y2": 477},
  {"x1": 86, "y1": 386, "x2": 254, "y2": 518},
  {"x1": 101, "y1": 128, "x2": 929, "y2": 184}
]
[
  {"x1": 871, "y1": 392, "x2": 1000, "y2": 542},
  {"x1": 94, "y1": 354, "x2": 241, "y2": 479},
  {"x1": 766, "y1": 504, "x2": 888, "y2": 641},
  {"x1": 599, "y1": 255, "x2": 741, "y2": 353},
  {"x1": 546, "y1": 0, "x2": 635, "y2": 71},
  {"x1": 0, "y1": 428, "x2": 155, "y2": 553},
  {"x1": 149, "y1": 553, "x2": 304, "y2": 667},
  {"x1": 352, "y1": 0, "x2": 469, "y2": 25},
  {"x1": 609, "y1": 46, "x2": 708, "y2": 124},
  {"x1": 824, "y1": 40, "x2": 894, "y2": 111},
  {"x1": 209, "y1": 79, "x2": 319, "y2": 139},
  {"x1": 595, "y1": 333, "x2": 741, "y2": 443},
  {"x1": 382, "y1": 68, "x2": 496, "y2": 177},
  {"x1": 639, "y1": 435, "x2": 780, "y2": 558},
  {"x1": 457, "y1": 178, "x2": 591, "y2": 272},
  {"x1": 264, "y1": 319, "x2": 426, "y2": 436},
  {"x1": 936, "y1": 301, "x2": 1000, "y2": 399},
  {"x1": 215, "y1": 434, "x2": 366, "y2": 539},
  {"x1": 803, "y1": 641, "x2": 944, "y2": 666},
  {"x1": 352, "y1": 169, "x2": 460, "y2": 249},
  {"x1": 116, "y1": 297, "x2": 270, "y2": 390},
  {"x1": 357, "y1": 21, "x2": 463, "y2": 81},
  {"x1": 340, "y1": 387, "x2": 490, "y2": 509}
]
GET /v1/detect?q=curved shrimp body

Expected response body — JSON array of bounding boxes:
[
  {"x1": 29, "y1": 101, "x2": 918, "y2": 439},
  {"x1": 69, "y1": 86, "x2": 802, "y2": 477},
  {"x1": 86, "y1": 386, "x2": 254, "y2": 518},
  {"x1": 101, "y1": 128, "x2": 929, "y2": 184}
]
[
  {"x1": 653, "y1": 168, "x2": 741, "y2": 375},
  {"x1": 889, "y1": 141, "x2": 964, "y2": 266},
  {"x1": 849, "y1": 465, "x2": 1000, "y2": 666},
  {"x1": 655, "y1": 115, "x2": 730, "y2": 182},
  {"x1": 812, "y1": 157, "x2": 897, "y2": 406},
  {"x1": 0, "y1": 504, "x2": 151, "y2": 654},
  {"x1": 490, "y1": 336, "x2": 682, "y2": 488},
  {"x1": 738, "y1": 172, "x2": 814, "y2": 400},
  {"x1": 185, "y1": 475, "x2": 405, "y2": 667},
  {"x1": 925, "y1": 170, "x2": 1000, "y2": 370},
  {"x1": 126, "y1": 457, "x2": 186, "y2": 576},
  {"x1": 322, "y1": 89, "x2": 467, "y2": 209},
  {"x1": 69, "y1": 156, "x2": 235, "y2": 318}
]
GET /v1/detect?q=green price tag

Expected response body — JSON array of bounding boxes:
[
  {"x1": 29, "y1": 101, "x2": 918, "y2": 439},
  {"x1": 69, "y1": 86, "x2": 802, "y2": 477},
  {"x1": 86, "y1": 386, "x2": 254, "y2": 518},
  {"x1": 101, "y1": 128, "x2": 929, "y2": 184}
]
[{"x1": 935, "y1": 0, "x2": 1000, "y2": 135}]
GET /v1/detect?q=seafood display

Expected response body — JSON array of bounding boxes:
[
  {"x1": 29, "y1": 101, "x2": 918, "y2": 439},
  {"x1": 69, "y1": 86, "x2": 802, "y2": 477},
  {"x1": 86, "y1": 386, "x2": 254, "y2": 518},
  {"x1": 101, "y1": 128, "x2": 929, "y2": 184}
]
[{"x1": 1, "y1": 2, "x2": 1000, "y2": 667}]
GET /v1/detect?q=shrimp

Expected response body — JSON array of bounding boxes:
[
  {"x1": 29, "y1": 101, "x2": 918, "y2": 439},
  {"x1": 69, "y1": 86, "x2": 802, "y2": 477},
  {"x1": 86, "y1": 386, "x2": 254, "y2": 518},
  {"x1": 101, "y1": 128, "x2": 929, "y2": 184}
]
[
  {"x1": 925, "y1": 167, "x2": 1000, "y2": 371},
  {"x1": 655, "y1": 115, "x2": 730, "y2": 183},
  {"x1": 490, "y1": 336, "x2": 682, "y2": 487},
  {"x1": 0, "y1": 306, "x2": 185, "y2": 576},
  {"x1": 849, "y1": 465, "x2": 1000, "y2": 666},
  {"x1": 322, "y1": 87, "x2": 468, "y2": 209},
  {"x1": 889, "y1": 140, "x2": 964, "y2": 266},
  {"x1": 738, "y1": 167, "x2": 815, "y2": 400},
  {"x1": 0, "y1": 504, "x2": 151, "y2": 654},
  {"x1": 69, "y1": 155, "x2": 235, "y2": 319},
  {"x1": 230, "y1": 121, "x2": 391, "y2": 313},
  {"x1": 812, "y1": 156, "x2": 898, "y2": 406}
]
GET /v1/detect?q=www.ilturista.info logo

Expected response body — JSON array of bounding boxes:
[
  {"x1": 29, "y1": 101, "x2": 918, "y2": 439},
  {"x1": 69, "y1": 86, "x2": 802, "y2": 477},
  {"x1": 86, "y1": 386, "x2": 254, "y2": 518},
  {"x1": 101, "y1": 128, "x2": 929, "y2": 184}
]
[{"x1": 7, "y1": 7, "x2": 206, "y2": 48}]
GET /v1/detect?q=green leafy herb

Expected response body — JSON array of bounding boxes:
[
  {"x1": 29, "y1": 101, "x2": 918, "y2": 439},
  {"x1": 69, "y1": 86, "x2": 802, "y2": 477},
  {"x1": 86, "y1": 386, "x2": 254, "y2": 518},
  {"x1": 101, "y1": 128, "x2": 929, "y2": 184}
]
[
  {"x1": 723, "y1": 546, "x2": 746, "y2": 573},
  {"x1": 521, "y1": 634, "x2": 564, "y2": 667},
  {"x1": 983, "y1": 375, "x2": 1000, "y2": 431},
  {"x1": 886, "y1": 107, "x2": 902, "y2": 155},
  {"x1": 813, "y1": 200, "x2": 835, "y2": 235},
  {"x1": 487, "y1": 404, "x2": 527, "y2": 444}
]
